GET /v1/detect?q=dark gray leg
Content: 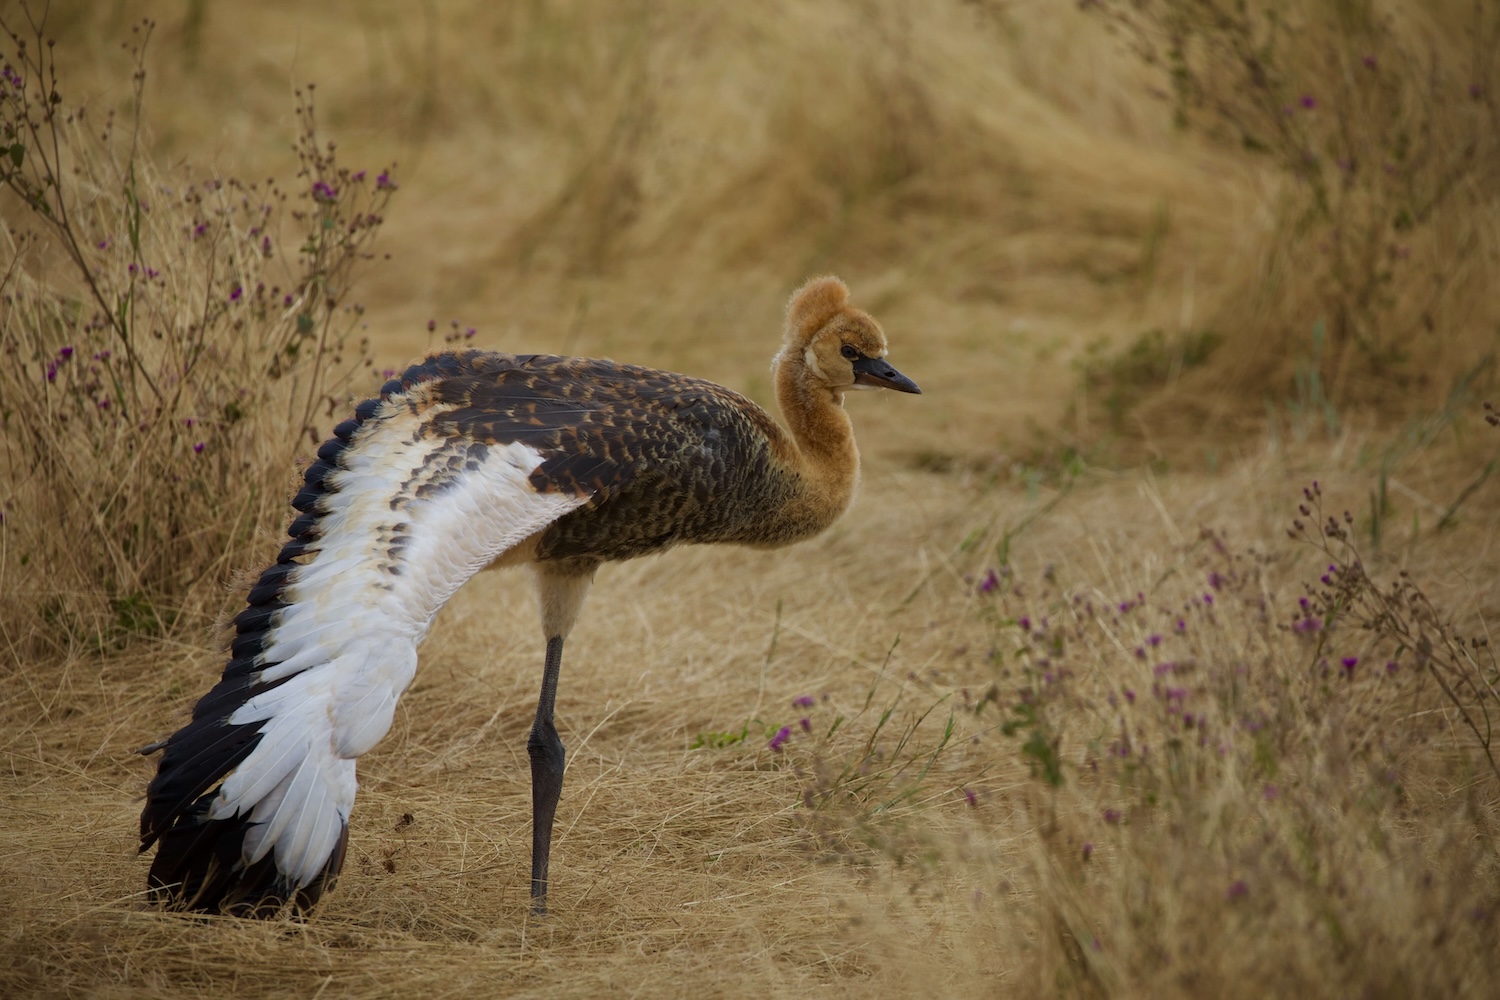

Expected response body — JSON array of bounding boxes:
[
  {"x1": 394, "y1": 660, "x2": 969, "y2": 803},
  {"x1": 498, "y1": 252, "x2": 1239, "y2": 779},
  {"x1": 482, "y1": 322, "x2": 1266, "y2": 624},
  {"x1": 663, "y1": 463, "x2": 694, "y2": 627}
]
[{"x1": 528, "y1": 635, "x2": 566, "y2": 914}]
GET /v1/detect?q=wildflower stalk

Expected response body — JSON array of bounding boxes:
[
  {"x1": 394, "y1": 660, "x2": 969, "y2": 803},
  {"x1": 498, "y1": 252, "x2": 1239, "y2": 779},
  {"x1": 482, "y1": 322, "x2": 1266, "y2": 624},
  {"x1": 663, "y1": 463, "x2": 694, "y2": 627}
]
[
  {"x1": 0, "y1": 6, "x2": 390, "y2": 654},
  {"x1": 1290, "y1": 479, "x2": 1500, "y2": 786},
  {"x1": 0, "y1": 8, "x2": 164, "y2": 416}
]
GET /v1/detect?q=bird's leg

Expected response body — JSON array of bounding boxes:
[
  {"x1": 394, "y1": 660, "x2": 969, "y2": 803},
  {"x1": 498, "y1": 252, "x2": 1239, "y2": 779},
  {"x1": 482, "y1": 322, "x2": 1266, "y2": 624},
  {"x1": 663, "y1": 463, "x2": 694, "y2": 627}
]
[{"x1": 528, "y1": 634, "x2": 566, "y2": 915}]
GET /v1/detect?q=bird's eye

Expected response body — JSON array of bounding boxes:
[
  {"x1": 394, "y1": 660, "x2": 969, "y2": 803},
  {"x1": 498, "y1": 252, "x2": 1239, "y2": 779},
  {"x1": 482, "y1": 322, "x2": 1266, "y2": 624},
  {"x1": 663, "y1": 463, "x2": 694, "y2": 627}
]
[{"x1": 840, "y1": 344, "x2": 859, "y2": 361}]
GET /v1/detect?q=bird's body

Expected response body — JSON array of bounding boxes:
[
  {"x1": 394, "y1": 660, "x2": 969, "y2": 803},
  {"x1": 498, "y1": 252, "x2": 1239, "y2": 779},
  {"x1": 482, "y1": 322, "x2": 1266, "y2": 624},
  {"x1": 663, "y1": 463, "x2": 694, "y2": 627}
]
[{"x1": 139, "y1": 276, "x2": 919, "y2": 916}]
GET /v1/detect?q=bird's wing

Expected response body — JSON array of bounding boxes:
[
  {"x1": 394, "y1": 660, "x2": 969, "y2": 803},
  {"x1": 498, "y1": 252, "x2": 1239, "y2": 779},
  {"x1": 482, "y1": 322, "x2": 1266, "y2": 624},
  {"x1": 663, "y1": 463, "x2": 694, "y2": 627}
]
[{"x1": 140, "y1": 356, "x2": 592, "y2": 914}]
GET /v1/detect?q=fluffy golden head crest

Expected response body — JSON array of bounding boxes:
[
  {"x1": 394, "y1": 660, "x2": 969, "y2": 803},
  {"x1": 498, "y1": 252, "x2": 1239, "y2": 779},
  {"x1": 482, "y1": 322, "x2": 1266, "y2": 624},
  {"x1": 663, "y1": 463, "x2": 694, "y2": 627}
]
[{"x1": 784, "y1": 276, "x2": 853, "y2": 347}]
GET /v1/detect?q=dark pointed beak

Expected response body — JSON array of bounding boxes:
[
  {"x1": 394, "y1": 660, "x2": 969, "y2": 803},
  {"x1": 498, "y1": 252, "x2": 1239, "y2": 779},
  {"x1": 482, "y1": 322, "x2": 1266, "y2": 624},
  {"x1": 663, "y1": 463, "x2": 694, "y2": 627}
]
[{"x1": 852, "y1": 355, "x2": 921, "y2": 394}]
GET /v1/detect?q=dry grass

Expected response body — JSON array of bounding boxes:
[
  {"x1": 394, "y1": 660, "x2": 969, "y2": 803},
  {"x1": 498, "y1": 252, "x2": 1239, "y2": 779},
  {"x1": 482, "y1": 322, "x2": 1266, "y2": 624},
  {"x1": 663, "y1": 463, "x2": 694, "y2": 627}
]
[
  {"x1": 3, "y1": 1, "x2": 1499, "y2": 997},
  {"x1": 6, "y1": 435, "x2": 1497, "y2": 997}
]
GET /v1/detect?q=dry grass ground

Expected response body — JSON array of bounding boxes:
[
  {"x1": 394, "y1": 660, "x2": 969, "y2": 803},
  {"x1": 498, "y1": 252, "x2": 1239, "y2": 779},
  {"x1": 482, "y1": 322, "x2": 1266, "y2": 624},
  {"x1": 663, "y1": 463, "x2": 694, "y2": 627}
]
[{"x1": 3, "y1": 1, "x2": 1498, "y2": 997}]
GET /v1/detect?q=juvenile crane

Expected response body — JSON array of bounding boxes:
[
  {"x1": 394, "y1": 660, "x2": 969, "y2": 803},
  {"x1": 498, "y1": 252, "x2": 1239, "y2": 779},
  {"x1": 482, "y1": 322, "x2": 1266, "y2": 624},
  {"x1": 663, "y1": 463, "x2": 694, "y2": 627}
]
[{"x1": 139, "y1": 276, "x2": 920, "y2": 917}]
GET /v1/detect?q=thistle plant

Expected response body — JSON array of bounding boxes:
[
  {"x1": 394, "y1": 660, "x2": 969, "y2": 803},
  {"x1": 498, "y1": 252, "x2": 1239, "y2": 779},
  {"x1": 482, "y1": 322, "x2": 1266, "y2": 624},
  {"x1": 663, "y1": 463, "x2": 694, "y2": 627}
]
[
  {"x1": 960, "y1": 443, "x2": 1498, "y2": 989},
  {"x1": 1085, "y1": 0, "x2": 1500, "y2": 382},
  {"x1": 1290, "y1": 479, "x2": 1500, "y2": 785},
  {"x1": 0, "y1": 7, "x2": 393, "y2": 654}
]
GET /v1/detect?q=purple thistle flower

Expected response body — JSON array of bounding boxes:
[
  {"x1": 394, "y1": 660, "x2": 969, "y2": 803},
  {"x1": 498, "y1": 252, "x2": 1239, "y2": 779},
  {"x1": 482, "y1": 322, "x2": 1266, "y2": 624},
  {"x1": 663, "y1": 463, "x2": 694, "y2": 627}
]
[
  {"x1": 1299, "y1": 94, "x2": 1317, "y2": 109},
  {"x1": 1207, "y1": 571, "x2": 1224, "y2": 590},
  {"x1": 792, "y1": 695, "x2": 815, "y2": 708},
  {"x1": 1123, "y1": 688, "x2": 1136, "y2": 704},
  {"x1": 1174, "y1": 618, "x2": 1186, "y2": 633},
  {"x1": 58, "y1": 345, "x2": 74, "y2": 359},
  {"x1": 1018, "y1": 615, "x2": 1031, "y2": 632},
  {"x1": 1147, "y1": 633, "x2": 1162, "y2": 647},
  {"x1": 193, "y1": 442, "x2": 206, "y2": 454},
  {"x1": 376, "y1": 171, "x2": 396, "y2": 191},
  {"x1": 465, "y1": 327, "x2": 477, "y2": 339},
  {"x1": 1340, "y1": 656, "x2": 1358, "y2": 678},
  {"x1": 978, "y1": 568, "x2": 1000, "y2": 595},
  {"x1": 768, "y1": 726, "x2": 791, "y2": 752},
  {"x1": 1386, "y1": 660, "x2": 1400, "y2": 674},
  {"x1": 97, "y1": 397, "x2": 110, "y2": 410},
  {"x1": 351, "y1": 170, "x2": 367, "y2": 182},
  {"x1": 45, "y1": 362, "x2": 57, "y2": 382},
  {"x1": 311, "y1": 180, "x2": 338, "y2": 202},
  {"x1": 183, "y1": 417, "x2": 196, "y2": 428},
  {"x1": 229, "y1": 284, "x2": 243, "y2": 303},
  {"x1": 1203, "y1": 593, "x2": 1213, "y2": 606},
  {"x1": 963, "y1": 787, "x2": 978, "y2": 807},
  {"x1": 799, "y1": 717, "x2": 811, "y2": 733},
  {"x1": 1293, "y1": 616, "x2": 1322, "y2": 633},
  {"x1": 1082, "y1": 842, "x2": 1093, "y2": 861},
  {"x1": 1103, "y1": 808, "x2": 1122, "y2": 824}
]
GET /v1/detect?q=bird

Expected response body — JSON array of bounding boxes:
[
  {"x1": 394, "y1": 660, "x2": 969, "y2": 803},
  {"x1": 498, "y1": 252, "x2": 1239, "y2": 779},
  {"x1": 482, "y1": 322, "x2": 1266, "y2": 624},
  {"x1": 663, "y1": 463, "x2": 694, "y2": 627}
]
[{"x1": 137, "y1": 275, "x2": 921, "y2": 918}]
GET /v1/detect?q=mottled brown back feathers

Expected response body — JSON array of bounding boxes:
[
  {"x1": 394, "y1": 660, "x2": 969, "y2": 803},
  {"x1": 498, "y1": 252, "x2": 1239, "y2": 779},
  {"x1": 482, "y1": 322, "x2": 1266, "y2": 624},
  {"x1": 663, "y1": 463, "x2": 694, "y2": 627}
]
[{"x1": 394, "y1": 352, "x2": 819, "y2": 566}]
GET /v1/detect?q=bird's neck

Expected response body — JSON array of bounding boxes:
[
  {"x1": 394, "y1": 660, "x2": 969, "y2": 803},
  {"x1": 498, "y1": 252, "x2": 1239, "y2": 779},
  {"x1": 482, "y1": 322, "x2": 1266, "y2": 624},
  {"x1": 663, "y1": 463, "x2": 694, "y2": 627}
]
[{"x1": 771, "y1": 348, "x2": 860, "y2": 525}]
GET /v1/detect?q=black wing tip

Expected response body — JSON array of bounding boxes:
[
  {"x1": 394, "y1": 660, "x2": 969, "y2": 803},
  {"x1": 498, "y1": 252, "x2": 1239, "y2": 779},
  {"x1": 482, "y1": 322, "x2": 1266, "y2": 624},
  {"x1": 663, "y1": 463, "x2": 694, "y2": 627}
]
[
  {"x1": 140, "y1": 718, "x2": 265, "y2": 844},
  {"x1": 145, "y1": 813, "x2": 350, "y2": 919}
]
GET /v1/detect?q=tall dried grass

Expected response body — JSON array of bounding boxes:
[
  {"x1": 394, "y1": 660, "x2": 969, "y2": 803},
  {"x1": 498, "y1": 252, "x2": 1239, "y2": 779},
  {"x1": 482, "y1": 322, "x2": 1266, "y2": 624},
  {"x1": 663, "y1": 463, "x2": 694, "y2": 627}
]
[{"x1": 1, "y1": 16, "x2": 389, "y2": 656}]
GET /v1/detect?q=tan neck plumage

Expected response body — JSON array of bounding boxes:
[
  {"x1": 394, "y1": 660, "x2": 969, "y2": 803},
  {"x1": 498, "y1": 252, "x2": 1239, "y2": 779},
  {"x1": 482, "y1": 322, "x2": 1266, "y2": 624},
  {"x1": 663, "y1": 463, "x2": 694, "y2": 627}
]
[{"x1": 770, "y1": 347, "x2": 860, "y2": 533}]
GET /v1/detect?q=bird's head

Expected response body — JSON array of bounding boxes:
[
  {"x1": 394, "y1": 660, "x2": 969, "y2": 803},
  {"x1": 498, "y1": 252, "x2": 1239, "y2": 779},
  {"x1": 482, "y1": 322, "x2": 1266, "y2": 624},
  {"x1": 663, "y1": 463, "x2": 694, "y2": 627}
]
[{"x1": 779, "y1": 276, "x2": 921, "y2": 398}]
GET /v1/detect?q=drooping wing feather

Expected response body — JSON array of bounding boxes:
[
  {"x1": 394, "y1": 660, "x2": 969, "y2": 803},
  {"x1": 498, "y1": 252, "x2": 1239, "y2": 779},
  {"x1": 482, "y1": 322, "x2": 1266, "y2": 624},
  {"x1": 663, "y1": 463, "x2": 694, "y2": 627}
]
[{"x1": 140, "y1": 359, "x2": 591, "y2": 915}]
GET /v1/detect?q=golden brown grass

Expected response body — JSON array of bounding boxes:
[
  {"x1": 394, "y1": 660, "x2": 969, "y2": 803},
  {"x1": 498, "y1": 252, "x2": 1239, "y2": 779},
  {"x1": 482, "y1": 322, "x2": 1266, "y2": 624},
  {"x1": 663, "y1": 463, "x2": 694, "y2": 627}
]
[{"x1": 3, "y1": 1, "x2": 1499, "y2": 997}]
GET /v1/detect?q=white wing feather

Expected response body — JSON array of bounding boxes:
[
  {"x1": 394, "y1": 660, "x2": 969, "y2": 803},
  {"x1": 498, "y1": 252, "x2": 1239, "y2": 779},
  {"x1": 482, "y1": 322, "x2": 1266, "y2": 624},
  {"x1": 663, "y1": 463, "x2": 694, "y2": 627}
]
[{"x1": 210, "y1": 405, "x2": 587, "y2": 887}]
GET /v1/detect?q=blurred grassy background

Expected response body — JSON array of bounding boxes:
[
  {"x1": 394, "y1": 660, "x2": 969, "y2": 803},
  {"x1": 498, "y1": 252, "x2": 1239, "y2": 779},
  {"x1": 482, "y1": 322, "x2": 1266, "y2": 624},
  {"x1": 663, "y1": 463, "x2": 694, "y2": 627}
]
[
  {"x1": 3, "y1": 1, "x2": 1499, "y2": 996},
  {"x1": 28, "y1": 0, "x2": 1276, "y2": 464}
]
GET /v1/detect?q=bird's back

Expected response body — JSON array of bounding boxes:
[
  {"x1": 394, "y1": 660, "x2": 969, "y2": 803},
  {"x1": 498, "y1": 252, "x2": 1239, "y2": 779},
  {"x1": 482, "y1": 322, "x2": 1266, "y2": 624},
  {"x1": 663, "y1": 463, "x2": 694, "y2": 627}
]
[{"x1": 411, "y1": 350, "x2": 810, "y2": 565}]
